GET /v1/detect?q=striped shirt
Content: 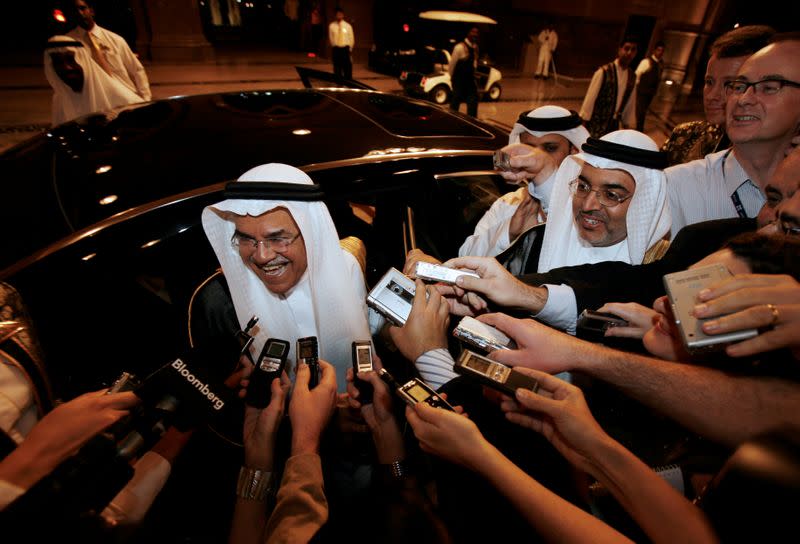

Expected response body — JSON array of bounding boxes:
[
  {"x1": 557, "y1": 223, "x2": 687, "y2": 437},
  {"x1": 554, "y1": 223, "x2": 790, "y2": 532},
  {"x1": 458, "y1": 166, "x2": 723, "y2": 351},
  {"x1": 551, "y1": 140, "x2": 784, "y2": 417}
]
[
  {"x1": 666, "y1": 149, "x2": 766, "y2": 237},
  {"x1": 415, "y1": 348, "x2": 457, "y2": 390}
]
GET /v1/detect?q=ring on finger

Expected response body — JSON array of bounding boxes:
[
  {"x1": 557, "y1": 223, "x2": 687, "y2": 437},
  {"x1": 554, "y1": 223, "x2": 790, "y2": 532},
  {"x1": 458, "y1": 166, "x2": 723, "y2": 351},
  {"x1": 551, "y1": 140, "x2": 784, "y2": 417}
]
[{"x1": 766, "y1": 303, "x2": 780, "y2": 327}]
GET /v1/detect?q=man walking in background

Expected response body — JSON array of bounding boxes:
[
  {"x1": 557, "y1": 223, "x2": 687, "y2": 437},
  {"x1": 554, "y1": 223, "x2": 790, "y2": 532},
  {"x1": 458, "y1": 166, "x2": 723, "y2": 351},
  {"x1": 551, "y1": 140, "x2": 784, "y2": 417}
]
[
  {"x1": 449, "y1": 27, "x2": 480, "y2": 117},
  {"x1": 635, "y1": 41, "x2": 665, "y2": 131},
  {"x1": 67, "y1": 0, "x2": 151, "y2": 101}
]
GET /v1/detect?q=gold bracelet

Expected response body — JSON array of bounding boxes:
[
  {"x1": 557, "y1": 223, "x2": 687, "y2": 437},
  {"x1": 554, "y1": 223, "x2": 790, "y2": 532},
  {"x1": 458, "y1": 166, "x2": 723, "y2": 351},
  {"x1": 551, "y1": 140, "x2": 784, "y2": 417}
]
[{"x1": 236, "y1": 466, "x2": 273, "y2": 500}]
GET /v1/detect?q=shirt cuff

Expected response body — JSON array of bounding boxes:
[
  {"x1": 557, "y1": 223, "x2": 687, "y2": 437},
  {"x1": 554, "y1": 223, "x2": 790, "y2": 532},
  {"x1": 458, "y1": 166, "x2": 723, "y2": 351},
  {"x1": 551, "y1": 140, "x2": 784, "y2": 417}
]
[
  {"x1": 533, "y1": 284, "x2": 578, "y2": 335},
  {"x1": 0, "y1": 479, "x2": 26, "y2": 511},
  {"x1": 415, "y1": 348, "x2": 458, "y2": 390}
]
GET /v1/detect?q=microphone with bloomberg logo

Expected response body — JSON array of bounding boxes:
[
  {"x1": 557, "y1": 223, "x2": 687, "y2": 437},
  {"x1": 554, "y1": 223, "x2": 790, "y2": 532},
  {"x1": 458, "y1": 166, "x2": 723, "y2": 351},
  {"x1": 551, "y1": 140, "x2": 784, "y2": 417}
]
[{"x1": 1, "y1": 350, "x2": 234, "y2": 539}]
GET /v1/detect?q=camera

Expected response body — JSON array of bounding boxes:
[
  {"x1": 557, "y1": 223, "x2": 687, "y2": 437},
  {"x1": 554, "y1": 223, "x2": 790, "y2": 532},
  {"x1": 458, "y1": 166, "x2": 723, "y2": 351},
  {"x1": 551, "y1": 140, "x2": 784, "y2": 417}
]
[
  {"x1": 351, "y1": 340, "x2": 374, "y2": 404},
  {"x1": 493, "y1": 149, "x2": 512, "y2": 171},
  {"x1": 367, "y1": 268, "x2": 417, "y2": 326},
  {"x1": 576, "y1": 310, "x2": 629, "y2": 333},
  {"x1": 245, "y1": 338, "x2": 290, "y2": 408},
  {"x1": 454, "y1": 349, "x2": 539, "y2": 397},
  {"x1": 297, "y1": 336, "x2": 320, "y2": 389},
  {"x1": 663, "y1": 264, "x2": 758, "y2": 354},
  {"x1": 415, "y1": 261, "x2": 479, "y2": 285},
  {"x1": 453, "y1": 316, "x2": 515, "y2": 352},
  {"x1": 378, "y1": 368, "x2": 454, "y2": 411}
]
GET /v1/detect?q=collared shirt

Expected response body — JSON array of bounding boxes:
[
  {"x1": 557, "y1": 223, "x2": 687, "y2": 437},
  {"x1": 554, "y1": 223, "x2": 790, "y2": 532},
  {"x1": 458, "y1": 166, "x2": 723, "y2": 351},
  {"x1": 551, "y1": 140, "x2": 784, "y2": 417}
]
[
  {"x1": 68, "y1": 25, "x2": 151, "y2": 101},
  {"x1": 580, "y1": 59, "x2": 637, "y2": 128},
  {"x1": 448, "y1": 39, "x2": 478, "y2": 77},
  {"x1": 328, "y1": 20, "x2": 354, "y2": 48},
  {"x1": 666, "y1": 149, "x2": 766, "y2": 237}
]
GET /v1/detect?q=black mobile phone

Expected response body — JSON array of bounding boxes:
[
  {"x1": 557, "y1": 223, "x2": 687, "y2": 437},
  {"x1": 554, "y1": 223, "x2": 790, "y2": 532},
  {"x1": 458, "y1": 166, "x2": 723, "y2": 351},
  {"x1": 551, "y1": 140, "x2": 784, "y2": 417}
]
[
  {"x1": 351, "y1": 340, "x2": 374, "y2": 404},
  {"x1": 297, "y1": 336, "x2": 319, "y2": 389},
  {"x1": 576, "y1": 309, "x2": 629, "y2": 333},
  {"x1": 245, "y1": 338, "x2": 290, "y2": 408},
  {"x1": 378, "y1": 368, "x2": 454, "y2": 411},
  {"x1": 454, "y1": 350, "x2": 539, "y2": 397}
]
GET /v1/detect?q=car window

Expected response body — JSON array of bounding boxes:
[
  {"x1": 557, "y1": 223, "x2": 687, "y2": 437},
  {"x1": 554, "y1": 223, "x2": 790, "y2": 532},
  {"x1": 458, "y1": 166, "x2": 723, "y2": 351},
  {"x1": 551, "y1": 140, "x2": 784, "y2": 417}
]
[{"x1": 409, "y1": 172, "x2": 510, "y2": 261}]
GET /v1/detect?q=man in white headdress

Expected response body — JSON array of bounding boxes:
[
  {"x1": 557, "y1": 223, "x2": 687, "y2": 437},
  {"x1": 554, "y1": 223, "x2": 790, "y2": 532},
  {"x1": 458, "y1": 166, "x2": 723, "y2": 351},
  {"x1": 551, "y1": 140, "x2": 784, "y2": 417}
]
[
  {"x1": 198, "y1": 163, "x2": 371, "y2": 391},
  {"x1": 44, "y1": 36, "x2": 143, "y2": 126},
  {"x1": 458, "y1": 106, "x2": 589, "y2": 266},
  {"x1": 411, "y1": 130, "x2": 671, "y2": 387}
]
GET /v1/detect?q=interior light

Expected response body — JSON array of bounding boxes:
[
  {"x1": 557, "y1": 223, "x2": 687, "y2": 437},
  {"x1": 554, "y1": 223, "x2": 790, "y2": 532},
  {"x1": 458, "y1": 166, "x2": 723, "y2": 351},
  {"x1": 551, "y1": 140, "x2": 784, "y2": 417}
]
[
  {"x1": 95, "y1": 165, "x2": 112, "y2": 174},
  {"x1": 81, "y1": 253, "x2": 96, "y2": 261},
  {"x1": 53, "y1": 9, "x2": 67, "y2": 23},
  {"x1": 141, "y1": 239, "x2": 160, "y2": 249},
  {"x1": 99, "y1": 195, "x2": 118, "y2": 205},
  {"x1": 292, "y1": 129, "x2": 311, "y2": 136}
]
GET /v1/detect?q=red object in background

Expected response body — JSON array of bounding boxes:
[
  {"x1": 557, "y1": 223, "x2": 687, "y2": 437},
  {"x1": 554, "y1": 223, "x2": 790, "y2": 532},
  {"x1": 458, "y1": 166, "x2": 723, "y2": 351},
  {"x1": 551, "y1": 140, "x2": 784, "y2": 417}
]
[
  {"x1": 307, "y1": 52, "x2": 317, "y2": 58},
  {"x1": 53, "y1": 9, "x2": 67, "y2": 23},
  {"x1": 403, "y1": 23, "x2": 410, "y2": 33}
]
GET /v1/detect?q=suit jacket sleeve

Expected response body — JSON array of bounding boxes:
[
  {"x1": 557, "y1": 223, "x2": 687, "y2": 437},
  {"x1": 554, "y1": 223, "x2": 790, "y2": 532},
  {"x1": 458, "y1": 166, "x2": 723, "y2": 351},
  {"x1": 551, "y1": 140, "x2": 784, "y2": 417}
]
[{"x1": 520, "y1": 218, "x2": 756, "y2": 312}]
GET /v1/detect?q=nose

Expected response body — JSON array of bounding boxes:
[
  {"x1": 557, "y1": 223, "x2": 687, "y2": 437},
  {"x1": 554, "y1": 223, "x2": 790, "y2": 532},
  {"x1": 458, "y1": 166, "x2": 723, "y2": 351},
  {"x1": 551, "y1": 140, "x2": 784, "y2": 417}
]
[
  {"x1": 737, "y1": 84, "x2": 759, "y2": 105},
  {"x1": 251, "y1": 241, "x2": 277, "y2": 262},
  {"x1": 580, "y1": 189, "x2": 602, "y2": 211}
]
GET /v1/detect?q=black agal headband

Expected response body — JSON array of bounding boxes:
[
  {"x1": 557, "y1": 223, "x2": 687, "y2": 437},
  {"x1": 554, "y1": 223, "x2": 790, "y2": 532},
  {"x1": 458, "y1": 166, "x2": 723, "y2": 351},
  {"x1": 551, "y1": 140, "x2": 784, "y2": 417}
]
[
  {"x1": 223, "y1": 181, "x2": 324, "y2": 201},
  {"x1": 581, "y1": 137, "x2": 668, "y2": 170},
  {"x1": 516, "y1": 109, "x2": 583, "y2": 132}
]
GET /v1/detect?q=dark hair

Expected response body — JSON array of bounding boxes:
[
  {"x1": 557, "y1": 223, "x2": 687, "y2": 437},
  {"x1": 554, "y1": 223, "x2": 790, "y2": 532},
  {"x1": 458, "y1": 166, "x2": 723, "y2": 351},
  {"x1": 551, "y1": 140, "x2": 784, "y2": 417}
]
[
  {"x1": 710, "y1": 25, "x2": 776, "y2": 58},
  {"x1": 619, "y1": 35, "x2": 639, "y2": 48},
  {"x1": 725, "y1": 232, "x2": 800, "y2": 280},
  {"x1": 654, "y1": 40, "x2": 665, "y2": 49},
  {"x1": 335, "y1": 6, "x2": 344, "y2": 14}
]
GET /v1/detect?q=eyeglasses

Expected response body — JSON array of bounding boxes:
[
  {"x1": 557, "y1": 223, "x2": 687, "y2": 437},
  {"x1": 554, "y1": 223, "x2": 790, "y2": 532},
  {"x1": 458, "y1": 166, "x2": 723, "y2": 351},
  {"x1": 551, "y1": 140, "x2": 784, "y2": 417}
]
[
  {"x1": 724, "y1": 78, "x2": 800, "y2": 96},
  {"x1": 231, "y1": 232, "x2": 301, "y2": 252},
  {"x1": 569, "y1": 179, "x2": 632, "y2": 208}
]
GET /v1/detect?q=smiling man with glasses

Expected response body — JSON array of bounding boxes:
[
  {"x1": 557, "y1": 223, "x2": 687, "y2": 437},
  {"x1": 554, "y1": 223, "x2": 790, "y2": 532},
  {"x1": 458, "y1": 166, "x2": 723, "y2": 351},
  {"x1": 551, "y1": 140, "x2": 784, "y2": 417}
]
[
  {"x1": 666, "y1": 36, "x2": 800, "y2": 236},
  {"x1": 198, "y1": 163, "x2": 372, "y2": 391}
]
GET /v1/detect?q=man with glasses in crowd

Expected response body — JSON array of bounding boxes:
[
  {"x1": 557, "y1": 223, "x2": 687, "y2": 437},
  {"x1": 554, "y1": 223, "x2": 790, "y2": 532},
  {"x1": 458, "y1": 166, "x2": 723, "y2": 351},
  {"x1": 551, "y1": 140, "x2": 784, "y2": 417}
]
[{"x1": 666, "y1": 36, "x2": 800, "y2": 236}]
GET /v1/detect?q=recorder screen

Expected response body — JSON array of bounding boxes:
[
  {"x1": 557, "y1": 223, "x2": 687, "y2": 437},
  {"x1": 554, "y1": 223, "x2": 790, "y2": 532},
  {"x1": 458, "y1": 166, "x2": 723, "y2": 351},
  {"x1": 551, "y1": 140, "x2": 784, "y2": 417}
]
[
  {"x1": 407, "y1": 384, "x2": 431, "y2": 402},
  {"x1": 465, "y1": 357, "x2": 491, "y2": 374},
  {"x1": 357, "y1": 348, "x2": 372, "y2": 369},
  {"x1": 266, "y1": 342, "x2": 286, "y2": 357}
]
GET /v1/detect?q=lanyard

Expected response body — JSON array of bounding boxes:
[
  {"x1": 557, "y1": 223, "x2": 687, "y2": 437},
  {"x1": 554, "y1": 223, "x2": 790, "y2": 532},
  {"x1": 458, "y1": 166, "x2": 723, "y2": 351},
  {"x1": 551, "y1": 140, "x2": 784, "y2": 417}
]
[{"x1": 722, "y1": 149, "x2": 749, "y2": 218}]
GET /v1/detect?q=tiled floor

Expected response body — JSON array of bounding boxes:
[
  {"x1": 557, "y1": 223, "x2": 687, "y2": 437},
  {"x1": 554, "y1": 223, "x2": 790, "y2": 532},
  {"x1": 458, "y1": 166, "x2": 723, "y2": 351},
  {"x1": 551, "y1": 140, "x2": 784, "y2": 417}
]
[{"x1": 0, "y1": 45, "x2": 703, "y2": 153}]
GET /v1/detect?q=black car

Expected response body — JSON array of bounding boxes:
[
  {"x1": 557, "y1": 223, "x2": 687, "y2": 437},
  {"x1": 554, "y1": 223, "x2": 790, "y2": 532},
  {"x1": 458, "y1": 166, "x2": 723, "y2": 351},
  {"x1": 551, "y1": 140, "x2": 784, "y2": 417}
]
[{"x1": 1, "y1": 79, "x2": 510, "y2": 398}]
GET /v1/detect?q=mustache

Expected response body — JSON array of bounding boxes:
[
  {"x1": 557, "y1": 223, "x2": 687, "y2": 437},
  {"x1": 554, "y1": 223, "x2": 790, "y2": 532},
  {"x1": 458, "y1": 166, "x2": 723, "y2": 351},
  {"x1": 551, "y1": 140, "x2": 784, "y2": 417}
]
[{"x1": 578, "y1": 210, "x2": 608, "y2": 221}]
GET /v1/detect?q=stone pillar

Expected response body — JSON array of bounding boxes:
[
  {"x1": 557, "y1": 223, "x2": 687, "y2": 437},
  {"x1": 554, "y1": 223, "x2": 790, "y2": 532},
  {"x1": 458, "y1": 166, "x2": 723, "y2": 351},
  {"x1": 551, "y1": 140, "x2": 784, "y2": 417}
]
[{"x1": 138, "y1": 0, "x2": 214, "y2": 62}]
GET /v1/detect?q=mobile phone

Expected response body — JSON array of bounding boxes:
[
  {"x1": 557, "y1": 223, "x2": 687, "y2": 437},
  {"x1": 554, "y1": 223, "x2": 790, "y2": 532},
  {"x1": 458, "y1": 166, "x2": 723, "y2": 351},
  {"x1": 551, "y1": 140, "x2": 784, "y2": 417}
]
[
  {"x1": 493, "y1": 149, "x2": 512, "y2": 171},
  {"x1": 351, "y1": 340, "x2": 374, "y2": 404},
  {"x1": 245, "y1": 338, "x2": 290, "y2": 408},
  {"x1": 297, "y1": 336, "x2": 319, "y2": 389},
  {"x1": 366, "y1": 267, "x2": 416, "y2": 326},
  {"x1": 663, "y1": 264, "x2": 758, "y2": 354},
  {"x1": 106, "y1": 371, "x2": 140, "y2": 394},
  {"x1": 415, "y1": 261, "x2": 479, "y2": 285},
  {"x1": 454, "y1": 350, "x2": 539, "y2": 397},
  {"x1": 576, "y1": 310, "x2": 629, "y2": 333},
  {"x1": 453, "y1": 315, "x2": 516, "y2": 352},
  {"x1": 378, "y1": 368, "x2": 454, "y2": 411}
]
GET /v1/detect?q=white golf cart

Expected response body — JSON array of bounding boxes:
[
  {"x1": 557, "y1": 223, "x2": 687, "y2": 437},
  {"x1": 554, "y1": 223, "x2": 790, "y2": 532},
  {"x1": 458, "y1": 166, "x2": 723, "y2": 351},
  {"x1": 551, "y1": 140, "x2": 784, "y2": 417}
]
[{"x1": 397, "y1": 11, "x2": 502, "y2": 105}]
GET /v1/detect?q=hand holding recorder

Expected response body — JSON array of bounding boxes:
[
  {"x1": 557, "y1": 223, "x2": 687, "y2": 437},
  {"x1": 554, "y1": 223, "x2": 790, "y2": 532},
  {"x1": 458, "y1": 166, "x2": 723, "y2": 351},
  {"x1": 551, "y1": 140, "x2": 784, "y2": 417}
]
[
  {"x1": 500, "y1": 368, "x2": 614, "y2": 475},
  {"x1": 289, "y1": 360, "x2": 337, "y2": 455}
]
